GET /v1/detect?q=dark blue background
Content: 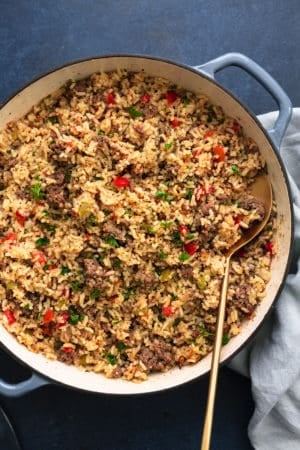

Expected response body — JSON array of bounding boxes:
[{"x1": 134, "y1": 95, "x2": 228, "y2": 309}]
[{"x1": 1, "y1": 1, "x2": 299, "y2": 449}]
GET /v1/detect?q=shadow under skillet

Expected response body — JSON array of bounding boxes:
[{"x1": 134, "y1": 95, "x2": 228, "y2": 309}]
[{"x1": 0, "y1": 348, "x2": 254, "y2": 450}]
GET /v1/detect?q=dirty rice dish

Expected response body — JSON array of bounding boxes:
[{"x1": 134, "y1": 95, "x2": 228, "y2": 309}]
[{"x1": 0, "y1": 70, "x2": 275, "y2": 382}]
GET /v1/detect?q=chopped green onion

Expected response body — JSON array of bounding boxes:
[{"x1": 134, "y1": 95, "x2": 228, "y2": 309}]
[
  {"x1": 185, "y1": 233, "x2": 195, "y2": 240},
  {"x1": 124, "y1": 209, "x2": 133, "y2": 216},
  {"x1": 182, "y1": 98, "x2": 190, "y2": 106},
  {"x1": 179, "y1": 251, "x2": 190, "y2": 262},
  {"x1": 164, "y1": 142, "x2": 173, "y2": 151},
  {"x1": 86, "y1": 214, "x2": 97, "y2": 227},
  {"x1": 97, "y1": 129, "x2": 105, "y2": 135},
  {"x1": 127, "y1": 106, "x2": 143, "y2": 118},
  {"x1": 23, "y1": 303, "x2": 31, "y2": 311},
  {"x1": 42, "y1": 210, "x2": 50, "y2": 217},
  {"x1": 170, "y1": 293, "x2": 177, "y2": 300},
  {"x1": 93, "y1": 175, "x2": 104, "y2": 181},
  {"x1": 160, "y1": 221, "x2": 173, "y2": 228},
  {"x1": 122, "y1": 287, "x2": 136, "y2": 301},
  {"x1": 35, "y1": 237, "x2": 50, "y2": 247}
]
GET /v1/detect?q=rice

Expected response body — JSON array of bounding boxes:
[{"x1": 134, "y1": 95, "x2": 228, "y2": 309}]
[{"x1": 0, "y1": 69, "x2": 275, "y2": 382}]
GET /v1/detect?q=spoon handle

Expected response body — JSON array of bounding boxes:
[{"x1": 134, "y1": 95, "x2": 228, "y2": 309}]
[{"x1": 200, "y1": 256, "x2": 231, "y2": 450}]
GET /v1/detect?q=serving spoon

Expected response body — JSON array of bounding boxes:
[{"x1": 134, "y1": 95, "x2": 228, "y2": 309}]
[{"x1": 200, "y1": 174, "x2": 273, "y2": 450}]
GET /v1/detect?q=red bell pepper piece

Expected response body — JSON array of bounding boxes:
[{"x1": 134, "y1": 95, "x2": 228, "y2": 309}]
[
  {"x1": 32, "y1": 251, "x2": 47, "y2": 264},
  {"x1": 4, "y1": 309, "x2": 16, "y2": 325},
  {"x1": 213, "y1": 145, "x2": 226, "y2": 162},
  {"x1": 171, "y1": 118, "x2": 180, "y2": 127},
  {"x1": 162, "y1": 305, "x2": 175, "y2": 317},
  {"x1": 113, "y1": 176, "x2": 130, "y2": 189},
  {"x1": 140, "y1": 93, "x2": 150, "y2": 103},
  {"x1": 184, "y1": 242, "x2": 198, "y2": 256},
  {"x1": 179, "y1": 224, "x2": 189, "y2": 237},
  {"x1": 2, "y1": 232, "x2": 17, "y2": 244},
  {"x1": 16, "y1": 210, "x2": 29, "y2": 226},
  {"x1": 106, "y1": 92, "x2": 116, "y2": 105},
  {"x1": 43, "y1": 309, "x2": 54, "y2": 324},
  {"x1": 165, "y1": 91, "x2": 178, "y2": 105}
]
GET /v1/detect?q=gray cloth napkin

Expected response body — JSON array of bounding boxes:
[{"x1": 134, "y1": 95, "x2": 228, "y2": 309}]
[{"x1": 229, "y1": 108, "x2": 300, "y2": 450}]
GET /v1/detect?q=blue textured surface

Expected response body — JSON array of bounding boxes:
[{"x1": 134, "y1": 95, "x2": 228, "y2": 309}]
[{"x1": 1, "y1": 1, "x2": 300, "y2": 449}]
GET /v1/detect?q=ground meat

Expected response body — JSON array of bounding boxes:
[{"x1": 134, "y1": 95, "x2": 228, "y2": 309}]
[
  {"x1": 102, "y1": 221, "x2": 126, "y2": 242},
  {"x1": 46, "y1": 185, "x2": 67, "y2": 207},
  {"x1": 199, "y1": 201, "x2": 216, "y2": 216},
  {"x1": 180, "y1": 266, "x2": 194, "y2": 279},
  {"x1": 52, "y1": 170, "x2": 65, "y2": 185},
  {"x1": 233, "y1": 284, "x2": 256, "y2": 314},
  {"x1": 139, "y1": 338, "x2": 175, "y2": 372},
  {"x1": 134, "y1": 271, "x2": 157, "y2": 287},
  {"x1": 111, "y1": 366, "x2": 123, "y2": 378},
  {"x1": 73, "y1": 79, "x2": 89, "y2": 93},
  {"x1": 4, "y1": 157, "x2": 18, "y2": 169},
  {"x1": 91, "y1": 90, "x2": 105, "y2": 105},
  {"x1": 83, "y1": 258, "x2": 104, "y2": 290},
  {"x1": 49, "y1": 142, "x2": 69, "y2": 162},
  {"x1": 240, "y1": 197, "x2": 265, "y2": 219},
  {"x1": 15, "y1": 187, "x2": 30, "y2": 200},
  {"x1": 83, "y1": 258, "x2": 100, "y2": 277},
  {"x1": 140, "y1": 103, "x2": 158, "y2": 118},
  {"x1": 57, "y1": 349, "x2": 75, "y2": 365}
]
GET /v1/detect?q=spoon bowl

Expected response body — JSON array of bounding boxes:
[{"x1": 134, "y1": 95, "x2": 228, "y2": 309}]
[{"x1": 201, "y1": 173, "x2": 273, "y2": 450}]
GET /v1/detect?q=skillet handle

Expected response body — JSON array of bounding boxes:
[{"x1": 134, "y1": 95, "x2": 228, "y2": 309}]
[
  {"x1": 0, "y1": 373, "x2": 49, "y2": 397},
  {"x1": 194, "y1": 52, "x2": 292, "y2": 149}
]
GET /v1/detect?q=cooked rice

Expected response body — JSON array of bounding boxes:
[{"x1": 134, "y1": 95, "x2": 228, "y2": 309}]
[{"x1": 0, "y1": 69, "x2": 275, "y2": 381}]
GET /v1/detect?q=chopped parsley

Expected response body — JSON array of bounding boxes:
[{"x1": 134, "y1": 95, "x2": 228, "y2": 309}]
[
  {"x1": 35, "y1": 237, "x2": 50, "y2": 247},
  {"x1": 171, "y1": 230, "x2": 182, "y2": 245},
  {"x1": 182, "y1": 97, "x2": 190, "y2": 106},
  {"x1": 71, "y1": 280, "x2": 84, "y2": 292},
  {"x1": 170, "y1": 293, "x2": 178, "y2": 300},
  {"x1": 231, "y1": 164, "x2": 239, "y2": 174},
  {"x1": 105, "y1": 353, "x2": 117, "y2": 365},
  {"x1": 155, "y1": 190, "x2": 172, "y2": 203},
  {"x1": 30, "y1": 182, "x2": 45, "y2": 201},
  {"x1": 185, "y1": 189, "x2": 193, "y2": 200},
  {"x1": 122, "y1": 287, "x2": 136, "y2": 301},
  {"x1": 42, "y1": 210, "x2": 50, "y2": 217},
  {"x1": 158, "y1": 251, "x2": 168, "y2": 259},
  {"x1": 48, "y1": 116, "x2": 59, "y2": 124},
  {"x1": 61, "y1": 266, "x2": 71, "y2": 275},
  {"x1": 117, "y1": 342, "x2": 126, "y2": 352},
  {"x1": 104, "y1": 236, "x2": 120, "y2": 248},
  {"x1": 68, "y1": 307, "x2": 84, "y2": 325},
  {"x1": 41, "y1": 223, "x2": 56, "y2": 235},
  {"x1": 97, "y1": 129, "x2": 105, "y2": 135},
  {"x1": 222, "y1": 333, "x2": 230, "y2": 345},
  {"x1": 127, "y1": 106, "x2": 143, "y2": 118},
  {"x1": 90, "y1": 288, "x2": 101, "y2": 299},
  {"x1": 86, "y1": 214, "x2": 97, "y2": 227},
  {"x1": 179, "y1": 251, "x2": 190, "y2": 262},
  {"x1": 112, "y1": 258, "x2": 122, "y2": 269}
]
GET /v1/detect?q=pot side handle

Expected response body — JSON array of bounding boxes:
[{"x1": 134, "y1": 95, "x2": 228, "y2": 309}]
[
  {"x1": 194, "y1": 52, "x2": 292, "y2": 149},
  {"x1": 0, "y1": 373, "x2": 49, "y2": 398}
]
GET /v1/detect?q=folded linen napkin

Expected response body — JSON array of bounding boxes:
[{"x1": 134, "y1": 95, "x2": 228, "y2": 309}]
[{"x1": 229, "y1": 108, "x2": 300, "y2": 450}]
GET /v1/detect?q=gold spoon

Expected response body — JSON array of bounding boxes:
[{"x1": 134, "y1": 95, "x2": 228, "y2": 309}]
[{"x1": 200, "y1": 174, "x2": 273, "y2": 450}]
